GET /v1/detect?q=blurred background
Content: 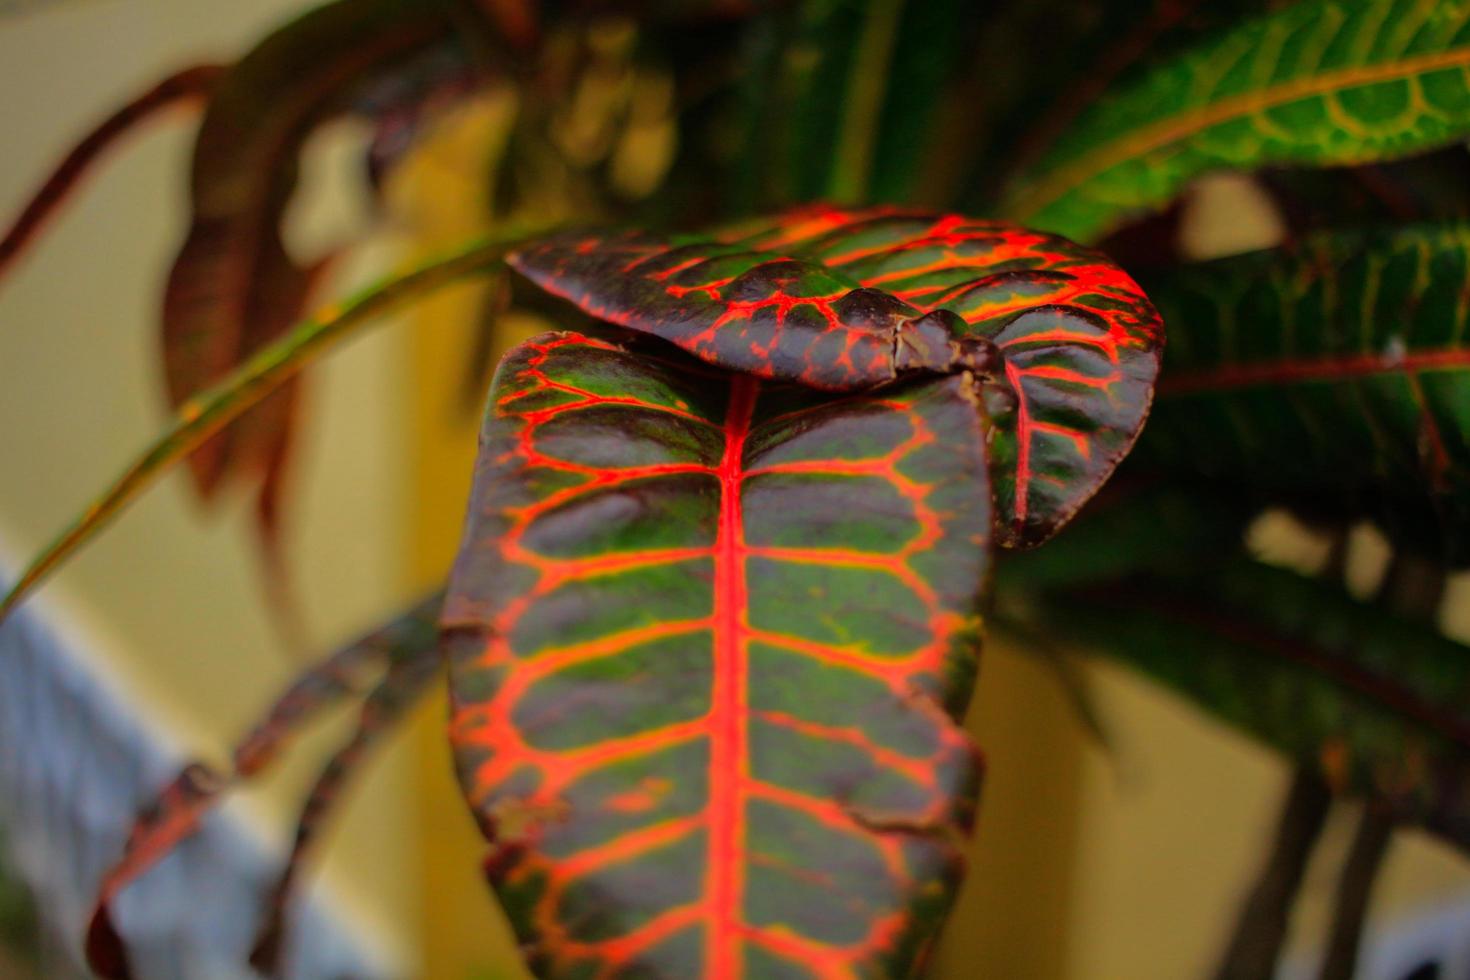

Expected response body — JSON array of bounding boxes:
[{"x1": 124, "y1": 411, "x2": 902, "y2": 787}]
[{"x1": 1, "y1": 1, "x2": 1469, "y2": 978}]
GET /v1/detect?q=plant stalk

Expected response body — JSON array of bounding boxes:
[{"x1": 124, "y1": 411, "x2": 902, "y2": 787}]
[{"x1": 1214, "y1": 767, "x2": 1331, "y2": 980}]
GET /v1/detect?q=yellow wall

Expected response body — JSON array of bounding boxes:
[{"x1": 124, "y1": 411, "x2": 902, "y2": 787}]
[{"x1": 0, "y1": 2, "x2": 422, "y2": 972}]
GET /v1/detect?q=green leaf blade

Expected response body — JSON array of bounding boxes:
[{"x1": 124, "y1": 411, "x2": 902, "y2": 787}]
[
  {"x1": 443, "y1": 331, "x2": 993, "y2": 976},
  {"x1": 1036, "y1": 560, "x2": 1470, "y2": 848},
  {"x1": 1142, "y1": 221, "x2": 1470, "y2": 560},
  {"x1": 1005, "y1": 0, "x2": 1470, "y2": 241}
]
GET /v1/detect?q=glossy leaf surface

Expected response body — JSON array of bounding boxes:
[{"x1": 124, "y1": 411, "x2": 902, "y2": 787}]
[
  {"x1": 1035, "y1": 561, "x2": 1470, "y2": 849},
  {"x1": 1004, "y1": 0, "x2": 1470, "y2": 241},
  {"x1": 442, "y1": 332, "x2": 991, "y2": 977},
  {"x1": 1142, "y1": 222, "x2": 1470, "y2": 561},
  {"x1": 510, "y1": 207, "x2": 1164, "y2": 545}
]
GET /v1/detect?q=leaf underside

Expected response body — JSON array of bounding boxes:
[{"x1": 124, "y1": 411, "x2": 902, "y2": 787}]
[
  {"x1": 509, "y1": 205, "x2": 1164, "y2": 547},
  {"x1": 1143, "y1": 222, "x2": 1470, "y2": 562},
  {"x1": 442, "y1": 332, "x2": 991, "y2": 978}
]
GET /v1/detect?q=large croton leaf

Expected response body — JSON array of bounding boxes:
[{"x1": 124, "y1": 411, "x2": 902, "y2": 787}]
[
  {"x1": 1141, "y1": 222, "x2": 1470, "y2": 561},
  {"x1": 508, "y1": 206, "x2": 1165, "y2": 546},
  {"x1": 440, "y1": 332, "x2": 991, "y2": 977},
  {"x1": 1003, "y1": 0, "x2": 1470, "y2": 242},
  {"x1": 1030, "y1": 560, "x2": 1470, "y2": 850}
]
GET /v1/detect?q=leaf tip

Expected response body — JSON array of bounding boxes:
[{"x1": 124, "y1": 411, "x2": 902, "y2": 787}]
[{"x1": 85, "y1": 901, "x2": 133, "y2": 980}]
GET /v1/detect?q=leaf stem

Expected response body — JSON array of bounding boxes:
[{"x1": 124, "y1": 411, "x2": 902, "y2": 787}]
[
  {"x1": 0, "y1": 225, "x2": 543, "y2": 623},
  {"x1": 1213, "y1": 766, "x2": 1331, "y2": 980},
  {"x1": 1318, "y1": 805, "x2": 1394, "y2": 980}
]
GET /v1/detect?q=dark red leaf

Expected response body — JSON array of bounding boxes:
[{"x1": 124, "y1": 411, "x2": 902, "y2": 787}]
[
  {"x1": 85, "y1": 595, "x2": 440, "y2": 979},
  {"x1": 0, "y1": 65, "x2": 224, "y2": 282},
  {"x1": 248, "y1": 649, "x2": 439, "y2": 974},
  {"x1": 161, "y1": 0, "x2": 467, "y2": 508}
]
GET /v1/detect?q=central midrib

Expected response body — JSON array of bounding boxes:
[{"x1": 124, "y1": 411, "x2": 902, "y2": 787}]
[{"x1": 706, "y1": 376, "x2": 759, "y2": 978}]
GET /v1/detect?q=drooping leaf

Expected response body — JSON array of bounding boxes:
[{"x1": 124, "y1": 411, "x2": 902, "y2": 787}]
[
  {"x1": 440, "y1": 331, "x2": 991, "y2": 977},
  {"x1": 86, "y1": 594, "x2": 442, "y2": 980},
  {"x1": 509, "y1": 207, "x2": 1165, "y2": 545},
  {"x1": 0, "y1": 65, "x2": 224, "y2": 281},
  {"x1": 0, "y1": 227, "x2": 536, "y2": 623},
  {"x1": 1003, "y1": 0, "x2": 1470, "y2": 241},
  {"x1": 1140, "y1": 222, "x2": 1470, "y2": 562},
  {"x1": 248, "y1": 643, "x2": 440, "y2": 975},
  {"x1": 161, "y1": 0, "x2": 483, "y2": 516},
  {"x1": 1034, "y1": 561, "x2": 1470, "y2": 850}
]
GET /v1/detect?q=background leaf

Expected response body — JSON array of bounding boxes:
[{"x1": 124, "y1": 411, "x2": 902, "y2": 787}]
[
  {"x1": 1003, "y1": 0, "x2": 1470, "y2": 241},
  {"x1": 0, "y1": 65, "x2": 224, "y2": 281},
  {"x1": 1030, "y1": 559, "x2": 1470, "y2": 850},
  {"x1": 86, "y1": 594, "x2": 442, "y2": 980},
  {"x1": 161, "y1": 0, "x2": 485, "y2": 536},
  {"x1": 1141, "y1": 222, "x2": 1470, "y2": 562}
]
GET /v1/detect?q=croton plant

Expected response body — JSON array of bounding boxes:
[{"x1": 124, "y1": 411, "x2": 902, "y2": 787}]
[{"x1": 2, "y1": 0, "x2": 1470, "y2": 977}]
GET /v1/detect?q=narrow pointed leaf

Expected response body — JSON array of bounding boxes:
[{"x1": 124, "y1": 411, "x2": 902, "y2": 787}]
[
  {"x1": 442, "y1": 332, "x2": 991, "y2": 977},
  {"x1": 509, "y1": 207, "x2": 1164, "y2": 545},
  {"x1": 1035, "y1": 562, "x2": 1470, "y2": 850},
  {"x1": 1142, "y1": 222, "x2": 1470, "y2": 561},
  {"x1": 1004, "y1": 0, "x2": 1470, "y2": 241},
  {"x1": 0, "y1": 229, "x2": 533, "y2": 622},
  {"x1": 0, "y1": 65, "x2": 223, "y2": 281},
  {"x1": 86, "y1": 594, "x2": 442, "y2": 980},
  {"x1": 162, "y1": 0, "x2": 475, "y2": 508},
  {"x1": 249, "y1": 645, "x2": 440, "y2": 974}
]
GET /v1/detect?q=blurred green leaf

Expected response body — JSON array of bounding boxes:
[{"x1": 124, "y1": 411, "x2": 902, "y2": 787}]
[
  {"x1": 1032, "y1": 559, "x2": 1470, "y2": 849},
  {"x1": 1141, "y1": 222, "x2": 1470, "y2": 562}
]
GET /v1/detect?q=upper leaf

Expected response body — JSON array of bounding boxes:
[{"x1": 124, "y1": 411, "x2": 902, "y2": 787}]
[
  {"x1": 1141, "y1": 222, "x2": 1470, "y2": 561},
  {"x1": 1003, "y1": 0, "x2": 1470, "y2": 241},
  {"x1": 508, "y1": 207, "x2": 1165, "y2": 546},
  {"x1": 441, "y1": 331, "x2": 991, "y2": 977}
]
